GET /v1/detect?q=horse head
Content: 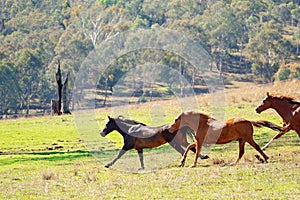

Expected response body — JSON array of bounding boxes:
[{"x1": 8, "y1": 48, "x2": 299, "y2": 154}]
[
  {"x1": 100, "y1": 116, "x2": 116, "y2": 137},
  {"x1": 256, "y1": 92, "x2": 273, "y2": 114}
]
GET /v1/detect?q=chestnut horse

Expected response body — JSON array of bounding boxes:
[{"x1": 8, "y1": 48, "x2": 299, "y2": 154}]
[
  {"x1": 168, "y1": 111, "x2": 282, "y2": 167},
  {"x1": 256, "y1": 92, "x2": 300, "y2": 150},
  {"x1": 100, "y1": 116, "x2": 207, "y2": 169}
]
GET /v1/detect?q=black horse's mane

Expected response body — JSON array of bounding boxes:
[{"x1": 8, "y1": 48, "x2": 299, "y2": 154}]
[{"x1": 116, "y1": 115, "x2": 147, "y2": 126}]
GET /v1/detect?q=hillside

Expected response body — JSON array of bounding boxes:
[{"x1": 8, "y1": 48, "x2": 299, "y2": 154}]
[{"x1": 0, "y1": 0, "x2": 299, "y2": 118}]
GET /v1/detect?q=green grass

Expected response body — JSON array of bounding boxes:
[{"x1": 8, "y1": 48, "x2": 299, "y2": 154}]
[{"x1": 0, "y1": 94, "x2": 299, "y2": 199}]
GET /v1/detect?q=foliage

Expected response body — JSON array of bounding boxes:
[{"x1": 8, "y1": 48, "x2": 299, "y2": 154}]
[
  {"x1": 276, "y1": 62, "x2": 300, "y2": 80},
  {"x1": 276, "y1": 66, "x2": 291, "y2": 80},
  {"x1": 0, "y1": 0, "x2": 299, "y2": 117}
]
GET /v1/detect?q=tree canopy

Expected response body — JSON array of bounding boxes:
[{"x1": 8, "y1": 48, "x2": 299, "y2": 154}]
[{"x1": 0, "y1": 0, "x2": 299, "y2": 117}]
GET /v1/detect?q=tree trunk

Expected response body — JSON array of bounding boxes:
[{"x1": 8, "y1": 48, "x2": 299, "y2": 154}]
[
  {"x1": 103, "y1": 77, "x2": 108, "y2": 107},
  {"x1": 179, "y1": 59, "x2": 184, "y2": 97},
  {"x1": 0, "y1": 19, "x2": 4, "y2": 32},
  {"x1": 62, "y1": 73, "x2": 71, "y2": 114},
  {"x1": 55, "y1": 60, "x2": 63, "y2": 115},
  {"x1": 51, "y1": 99, "x2": 59, "y2": 115}
]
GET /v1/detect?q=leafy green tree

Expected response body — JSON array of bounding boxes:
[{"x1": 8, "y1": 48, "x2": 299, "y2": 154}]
[
  {"x1": 247, "y1": 22, "x2": 290, "y2": 82},
  {"x1": 201, "y1": 1, "x2": 243, "y2": 75},
  {"x1": 271, "y1": 3, "x2": 291, "y2": 25},
  {"x1": 0, "y1": 0, "x2": 299, "y2": 116},
  {"x1": 277, "y1": 66, "x2": 291, "y2": 81},
  {"x1": 140, "y1": 0, "x2": 168, "y2": 27},
  {"x1": 78, "y1": 3, "x2": 126, "y2": 48},
  {"x1": 293, "y1": 28, "x2": 300, "y2": 54},
  {"x1": 0, "y1": 59, "x2": 19, "y2": 116},
  {"x1": 15, "y1": 49, "x2": 43, "y2": 116},
  {"x1": 98, "y1": 0, "x2": 118, "y2": 7}
]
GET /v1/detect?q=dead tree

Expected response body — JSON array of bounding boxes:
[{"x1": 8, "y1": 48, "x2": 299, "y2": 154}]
[
  {"x1": 51, "y1": 99, "x2": 59, "y2": 115},
  {"x1": 62, "y1": 73, "x2": 71, "y2": 114},
  {"x1": 52, "y1": 60, "x2": 71, "y2": 115},
  {"x1": 55, "y1": 60, "x2": 63, "y2": 115}
]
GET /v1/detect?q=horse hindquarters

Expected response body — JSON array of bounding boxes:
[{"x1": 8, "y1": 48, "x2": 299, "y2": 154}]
[{"x1": 234, "y1": 122, "x2": 268, "y2": 163}]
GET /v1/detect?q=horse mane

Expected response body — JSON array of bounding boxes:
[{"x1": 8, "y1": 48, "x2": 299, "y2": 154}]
[
  {"x1": 116, "y1": 115, "x2": 147, "y2": 126},
  {"x1": 270, "y1": 94, "x2": 300, "y2": 105},
  {"x1": 181, "y1": 111, "x2": 213, "y2": 120}
]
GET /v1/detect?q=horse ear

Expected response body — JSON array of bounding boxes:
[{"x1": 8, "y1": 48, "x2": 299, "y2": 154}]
[
  {"x1": 267, "y1": 92, "x2": 270, "y2": 97},
  {"x1": 108, "y1": 116, "x2": 113, "y2": 120}
]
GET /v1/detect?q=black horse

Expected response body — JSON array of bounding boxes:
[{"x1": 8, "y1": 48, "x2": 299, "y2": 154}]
[{"x1": 99, "y1": 116, "x2": 208, "y2": 170}]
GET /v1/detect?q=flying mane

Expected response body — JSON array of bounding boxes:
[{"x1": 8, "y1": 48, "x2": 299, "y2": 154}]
[
  {"x1": 270, "y1": 94, "x2": 300, "y2": 105},
  {"x1": 116, "y1": 115, "x2": 147, "y2": 126}
]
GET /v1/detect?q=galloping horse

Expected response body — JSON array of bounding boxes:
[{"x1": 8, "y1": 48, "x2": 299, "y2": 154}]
[
  {"x1": 99, "y1": 116, "x2": 207, "y2": 169},
  {"x1": 168, "y1": 111, "x2": 282, "y2": 167},
  {"x1": 256, "y1": 92, "x2": 300, "y2": 150}
]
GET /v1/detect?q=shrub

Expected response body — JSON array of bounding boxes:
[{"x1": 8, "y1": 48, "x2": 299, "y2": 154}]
[{"x1": 277, "y1": 67, "x2": 291, "y2": 81}]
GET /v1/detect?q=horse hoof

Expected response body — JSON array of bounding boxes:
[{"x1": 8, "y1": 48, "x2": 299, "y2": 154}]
[
  {"x1": 138, "y1": 167, "x2": 145, "y2": 171},
  {"x1": 104, "y1": 164, "x2": 110, "y2": 168},
  {"x1": 255, "y1": 155, "x2": 264, "y2": 163},
  {"x1": 179, "y1": 163, "x2": 185, "y2": 167},
  {"x1": 200, "y1": 155, "x2": 209, "y2": 160}
]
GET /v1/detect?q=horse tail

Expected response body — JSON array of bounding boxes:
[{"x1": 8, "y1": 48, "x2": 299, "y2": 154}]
[
  {"x1": 180, "y1": 126, "x2": 196, "y2": 141},
  {"x1": 250, "y1": 120, "x2": 283, "y2": 131}
]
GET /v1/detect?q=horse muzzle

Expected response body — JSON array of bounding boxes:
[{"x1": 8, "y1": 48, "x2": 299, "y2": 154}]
[
  {"x1": 100, "y1": 131, "x2": 106, "y2": 137},
  {"x1": 255, "y1": 107, "x2": 262, "y2": 114}
]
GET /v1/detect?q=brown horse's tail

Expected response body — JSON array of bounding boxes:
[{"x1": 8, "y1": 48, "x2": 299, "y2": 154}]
[{"x1": 250, "y1": 120, "x2": 283, "y2": 131}]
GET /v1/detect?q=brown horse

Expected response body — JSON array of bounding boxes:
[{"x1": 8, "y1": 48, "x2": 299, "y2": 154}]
[
  {"x1": 99, "y1": 116, "x2": 207, "y2": 170},
  {"x1": 256, "y1": 92, "x2": 300, "y2": 150},
  {"x1": 168, "y1": 111, "x2": 282, "y2": 167}
]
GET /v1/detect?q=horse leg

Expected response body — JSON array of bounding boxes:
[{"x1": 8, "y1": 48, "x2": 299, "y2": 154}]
[
  {"x1": 180, "y1": 142, "x2": 196, "y2": 167},
  {"x1": 247, "y1": 139, "x2": 269, "y2": 163},
  {"x1": 191, "y1": 141, "x2": 201, "y2": 168},
  {"x1": 169, "y1": 139, "x2": 185, "y2": 155},
  {"x1": 262, "y1": 126, "x2": 290, "y2": 150},
  {"x1": 137, "y1": 149, "x2": 144, "y2": 170},
  {"x1": 231, "y1": 139, "x2": 245, "y2": 166},
  {"x1": 187, "y1": 144, "x2": 209, "y2": 159},
  {"x1": 179, "y1": 131, "x2": 209, "y2": 159},
  {"x1": 105, "y1": 148, "x2": 127, "y2": 168}
]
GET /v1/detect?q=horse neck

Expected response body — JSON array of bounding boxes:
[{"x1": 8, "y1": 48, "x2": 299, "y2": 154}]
[
  {"x1": 114, "y1": 120, "x2": 132, "y2": 137},
  {"x1": 271, "y1": 99, "x2": 294, "y2": 121}
]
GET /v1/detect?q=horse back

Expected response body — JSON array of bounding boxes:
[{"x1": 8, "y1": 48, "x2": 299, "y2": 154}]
[{"x1": 211, "y1": 118, "x2": 253, "y2": 144}]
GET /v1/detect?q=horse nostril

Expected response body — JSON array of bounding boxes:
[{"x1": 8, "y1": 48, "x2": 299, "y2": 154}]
[{"x1": 100, "y1": 131, "x2": 106, "y2": 137}]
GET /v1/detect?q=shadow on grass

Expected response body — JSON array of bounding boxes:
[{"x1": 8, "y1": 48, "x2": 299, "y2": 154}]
[
  {"x1": 0, "y1": 144, "x2": 179, "y2": 167},
  {"x1": 0, "y1": 147, "x2": 166, "y2": 166},
  {"x1": 0, "y1": 150, "x2": 95, "y2": 166}
]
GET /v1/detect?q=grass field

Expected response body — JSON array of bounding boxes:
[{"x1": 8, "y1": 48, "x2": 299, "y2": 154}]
[{"x1": 0, "y1": 81, "x2": 299, "y2": 199}]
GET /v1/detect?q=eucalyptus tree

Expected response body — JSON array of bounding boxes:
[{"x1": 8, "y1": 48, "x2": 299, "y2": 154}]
[
  {"x1": 246, "y1": 21, "x2": 290, "y2": 82},
  {"x1": 200, "y1": 1, "x2": 243, "y2": 76},
  {"x1": 15, "y1": 49, "x2": 43, "y2": 116},
  {"x1": 0, "y1": 60, "x2": 19, "y2": 117}
]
